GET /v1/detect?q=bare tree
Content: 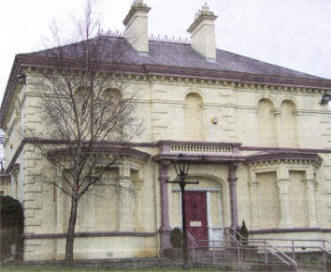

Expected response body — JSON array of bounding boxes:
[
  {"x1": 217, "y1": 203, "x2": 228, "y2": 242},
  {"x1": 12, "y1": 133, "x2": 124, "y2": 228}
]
[{"x1": 29, "y1": 1, "x2": 138, "y2": 266}]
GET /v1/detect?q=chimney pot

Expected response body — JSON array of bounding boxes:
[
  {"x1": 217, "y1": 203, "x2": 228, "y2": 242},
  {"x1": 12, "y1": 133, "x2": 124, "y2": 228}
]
[
  {"x1": 188, "y1": 4, "x2": 217, "y2": 60},
  {"x1": 123, "y1": 0, "x2": 151, "y2": 53}
]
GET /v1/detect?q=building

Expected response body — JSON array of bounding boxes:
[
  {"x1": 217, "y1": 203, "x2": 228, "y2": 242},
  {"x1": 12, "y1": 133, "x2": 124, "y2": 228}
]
[{"x1": 1, "y1": 0, "x2": 331, "y2": 261}]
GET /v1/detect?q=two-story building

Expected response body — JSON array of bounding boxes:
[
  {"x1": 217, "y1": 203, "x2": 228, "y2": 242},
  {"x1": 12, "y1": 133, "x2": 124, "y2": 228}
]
[{"x1": 1, "y1": 0, "x2": 331, "y2": 261}]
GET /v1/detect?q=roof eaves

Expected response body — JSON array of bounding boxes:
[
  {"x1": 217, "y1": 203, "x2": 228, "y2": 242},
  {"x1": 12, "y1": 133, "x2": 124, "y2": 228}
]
[{"x1": 0, "y1": 55, "x2": 26, "y2": 128}]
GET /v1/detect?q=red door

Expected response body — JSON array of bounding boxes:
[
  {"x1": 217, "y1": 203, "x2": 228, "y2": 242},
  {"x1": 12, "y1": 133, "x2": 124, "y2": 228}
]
[{"x1": 184, "y1": 191, "x2": 208, "y2": 247}]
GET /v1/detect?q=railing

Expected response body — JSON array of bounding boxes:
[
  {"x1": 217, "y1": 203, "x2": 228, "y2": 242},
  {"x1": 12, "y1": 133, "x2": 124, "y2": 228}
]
[
  {"x1": 168, "y1": 143, "x2": 234, "y2": 154},
  {"x1": 170, "y1": 230, "x2": 329, "y2": 270},
  {"x1": 159, "y1": 141, "x2": 240, "y2": 155},
  {"x1": 188, "y1": 239, "x2": 297, "y2": 269},
  {"x1": 230, "y1": 228, "x2": 297, "y2": 267},
  {"x1": 230, "y1": 230, "x2": 331, "y2": 271},
  {"x1": 186, "y1": 231, "x2": 198, "y2": 262}
]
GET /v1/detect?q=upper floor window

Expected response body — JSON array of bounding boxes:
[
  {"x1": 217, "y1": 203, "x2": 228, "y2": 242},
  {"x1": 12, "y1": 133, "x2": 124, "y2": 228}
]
[
  {"x1": 280, "y1": 100, "x2": 297, "y2": 147},
  {"x1": 257, "y1": 98, "x2": 277, "y2": 147},
  {"x1": 185, "y1": 93, "x2": 203, "y2": 141}
]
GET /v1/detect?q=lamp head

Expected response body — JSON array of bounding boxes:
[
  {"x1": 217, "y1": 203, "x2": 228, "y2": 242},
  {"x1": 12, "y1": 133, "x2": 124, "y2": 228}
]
[
  {"x1": 320, "y1": 94, "x2": 331, "y2": 105},
  {"x1": 173, "y1": 153, "x2": 190, "y2": 177}
]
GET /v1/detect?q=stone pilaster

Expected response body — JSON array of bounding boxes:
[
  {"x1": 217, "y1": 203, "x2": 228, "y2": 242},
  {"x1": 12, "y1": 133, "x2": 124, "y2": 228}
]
[
  {"x1": 118, "y1": 162, "x2": 134, "y2": 231},
  {"x1": 305, "y1": 178, "x2": 318, "y2": 227},
  {"x1": 133, "y1": 178, "x2": 144, "y2": 231},
  {"x1": 81, "y1": 192, "x2": 95, "y2": 231},
  {"x1": 249, "y1": 172, "x2": 260, "y2": 229},
  {"x1": 273, "y1": 109, "x2": 281, "y2": 147},
  {"x1": 228, "y1": 163, "x2": 238, "y2": 229},
  {"x1": 159, "y1": 160, "x2": 171, "y2": 251},
  {"x1": 277, "y1": 179, "x2": 292, "y2": 228},
  {"x1": 277, "y1": 165, "x2": 292, "y2": 228}
]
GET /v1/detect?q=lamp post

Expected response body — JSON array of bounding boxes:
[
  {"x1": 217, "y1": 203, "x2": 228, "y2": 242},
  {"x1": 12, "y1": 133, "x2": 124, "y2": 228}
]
[{"x1": 167, "y1": 154, "x2": 198, "y2": 270}]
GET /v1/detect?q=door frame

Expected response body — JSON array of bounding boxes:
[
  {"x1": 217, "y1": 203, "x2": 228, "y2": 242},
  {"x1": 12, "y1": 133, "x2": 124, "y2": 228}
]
[{"x1": 173, "y1": 187, "x2": 223, "y2": 246}]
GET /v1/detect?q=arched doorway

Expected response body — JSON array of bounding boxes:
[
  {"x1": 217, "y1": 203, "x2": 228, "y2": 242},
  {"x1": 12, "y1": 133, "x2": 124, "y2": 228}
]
[{"x1": 171, "y1": 174, "x2": 225, "y2": 247}]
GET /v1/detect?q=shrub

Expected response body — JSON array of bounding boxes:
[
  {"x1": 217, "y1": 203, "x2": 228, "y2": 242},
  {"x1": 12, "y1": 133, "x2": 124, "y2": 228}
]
[
  {"x1": 240, "y1": 220, "x2": 249, "y2": 246},
  {"x1": 170, "y1": 227, "x2": 183, "y2": 248}
]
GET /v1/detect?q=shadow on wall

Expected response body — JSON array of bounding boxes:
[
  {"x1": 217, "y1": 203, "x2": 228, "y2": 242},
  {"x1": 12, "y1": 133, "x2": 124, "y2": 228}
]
[{"x1": 0, "y1": 195, "x2": 24, "y2": 263}]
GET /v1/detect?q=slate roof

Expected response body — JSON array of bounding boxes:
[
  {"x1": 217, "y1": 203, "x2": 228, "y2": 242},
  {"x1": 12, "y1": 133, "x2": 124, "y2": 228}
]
[
  {"x1": 2, "y1": 35, "x2": 331, "y2": 126},
  {"x1": 27, "y1": 36, "x2": 318, "y2": 79}
]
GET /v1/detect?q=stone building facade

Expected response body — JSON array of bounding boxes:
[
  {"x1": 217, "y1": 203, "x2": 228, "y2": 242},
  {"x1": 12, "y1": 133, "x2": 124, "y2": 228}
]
[{"x1": 1, "y1": 0, "x2": 331, "y2": 261}]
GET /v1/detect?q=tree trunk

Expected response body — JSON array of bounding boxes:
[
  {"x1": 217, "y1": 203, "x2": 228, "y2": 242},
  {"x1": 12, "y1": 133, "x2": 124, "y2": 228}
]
[{"x1": 65, "y1": 195, "x2": 78, "y2": 266}]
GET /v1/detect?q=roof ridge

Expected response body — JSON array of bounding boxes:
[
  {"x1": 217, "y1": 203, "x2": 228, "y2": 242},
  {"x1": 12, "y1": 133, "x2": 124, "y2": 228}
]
[{"x1": 148, "y1": 34, "x2": 190, "y2": 44}]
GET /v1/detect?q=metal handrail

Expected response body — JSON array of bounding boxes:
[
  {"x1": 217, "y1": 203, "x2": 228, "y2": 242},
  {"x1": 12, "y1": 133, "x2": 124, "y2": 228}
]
[
  {"x1": 321, "y1": 246, "x2": 331, "y2": 254},
  {"x1": 186, "y1": 231, "x2": 198, "y2": 248},
  {"x1": 186, "y1": 231, "x2": 197, "y2": 262},
  {"x1": 190, "y1": 239, "x2": 297, "y2": 267},
  {"x1": 187, "y1": 237, "x2": 330, "y2": 269},
  {"x1": 231, "y1": 228, "x2": 246, "y2": 242},
  {"x1": 229, "y1": 230, "x2": 297, "y2": 267},
  {"x1": 265, "y1": 247, "x2": 290, "y2": 265},
  {"x1": 248, "y1": 237, "x2": 331, "y2": 243},
  {"x1": 265, "y1": 241, "x2": 297, "y2": 267}
]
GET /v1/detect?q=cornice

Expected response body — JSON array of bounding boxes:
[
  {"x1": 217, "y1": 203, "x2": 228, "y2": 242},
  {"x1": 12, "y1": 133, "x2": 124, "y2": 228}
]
[
  {"x1": 123, "y1": 5, "x2": 151, "y2": 26},
  {"x1": 245, "y1": 151, "x2": 322, "y2": 167},
  {"x1": 187, "y1": 13, "x2": 217, "y2": 33},
  {"x1": 153, "y1": 153, "x2": 245, "y2": 163},
  {"x1": 25, "y1": 231, "x2": 157, "y2": 240},
  {"x1": 1, "y1": 54, "x2": 331, "y2": 128},
  {"x1": 241, "y1": 146, "x2": 331, "y2": 154},
  {"x1": 249, "y1": 228, "x2": 331, "y2": 234},
  {"x1": 5, "y1": 138, "x2": 155, "y2": 173},
  {"x1": 47, "y1": 145, "x2": 151, "y2": 162}
]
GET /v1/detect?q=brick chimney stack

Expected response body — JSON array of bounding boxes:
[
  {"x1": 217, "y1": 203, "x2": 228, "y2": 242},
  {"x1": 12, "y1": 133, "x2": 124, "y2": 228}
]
[
  {"x1": 187, "y1": 3, "x2": 217, "y2": 61},
  {"x1": 123, "y1": 0, "x2": 151, "y2": 54}
]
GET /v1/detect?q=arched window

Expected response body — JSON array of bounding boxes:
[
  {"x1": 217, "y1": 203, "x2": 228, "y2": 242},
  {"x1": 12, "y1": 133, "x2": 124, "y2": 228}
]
[
  {"x1": 257, "y1": 99, "x2": 277, "y2": 146},
  {"x1": 280, "y1": 100, "x2": 297, "y2": 147},
  {"x1": 101, "y1": 88, "x2": 123, "y2": 141},
  {"x1": 184, "y1": 93, "x2": 203, "y2": 141},
  {"x1": 73, "y1": 86, "x2": 93, "y2": 121}
]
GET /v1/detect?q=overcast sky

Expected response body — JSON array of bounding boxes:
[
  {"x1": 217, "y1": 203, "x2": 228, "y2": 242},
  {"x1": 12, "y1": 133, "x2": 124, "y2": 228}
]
[{"x1": 0, "y1": 0, "x2": 331, "y2": 99}]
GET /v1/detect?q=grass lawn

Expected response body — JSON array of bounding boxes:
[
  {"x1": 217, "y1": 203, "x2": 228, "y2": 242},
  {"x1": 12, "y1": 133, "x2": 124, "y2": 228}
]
[{"x1": 0, "y1": 267, "x2": 219, "y2": 272}]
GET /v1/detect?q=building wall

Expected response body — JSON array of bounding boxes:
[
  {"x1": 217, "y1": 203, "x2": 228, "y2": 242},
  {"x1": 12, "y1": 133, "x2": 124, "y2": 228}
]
[{"x1": 3, "y1": 71, "x2": 331, "y2": 260}]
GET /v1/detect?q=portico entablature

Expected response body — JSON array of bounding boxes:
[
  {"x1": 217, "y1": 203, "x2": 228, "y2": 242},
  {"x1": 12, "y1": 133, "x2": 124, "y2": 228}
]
[{"x1": 246, "y1": 152, "x2": 322, "y2": 169}]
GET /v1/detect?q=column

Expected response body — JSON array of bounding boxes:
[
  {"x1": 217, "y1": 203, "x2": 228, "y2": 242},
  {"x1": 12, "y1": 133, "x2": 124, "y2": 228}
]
[
  {"x1": 159, "y1": 160, "x2": 171, "y2": 251},
  {"x1": 133, "y1": 178, "x2": 144, "y2": 231},
  {"x1": 249, "y1": 172, "x2": 260, "y2": 229},
  {"x1": 277, "y1": 166, "x2": 292, "y2": 228},
  {"x1": 228, "y1": 163, "x2": 238, "y2": 229},
  {"x1": 82, "y1": 192, "x2": 95, "y2": 231},
  {"x1": 277, "y1": 179, "x2": 292, "y2": 228},
  {"x1": 118, "y1": 162, "x2": 134, "y2": 231},
  {"x1": 273, "y1": 109, "x2": 281, "y2": 147},
  {"x1": 304, "y1": 178, "x2": 318, "y2": 227}
]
